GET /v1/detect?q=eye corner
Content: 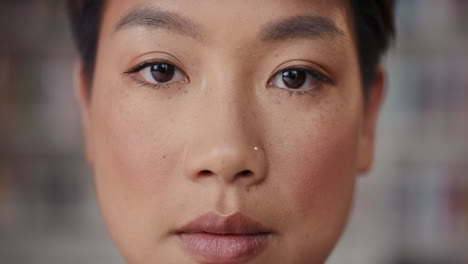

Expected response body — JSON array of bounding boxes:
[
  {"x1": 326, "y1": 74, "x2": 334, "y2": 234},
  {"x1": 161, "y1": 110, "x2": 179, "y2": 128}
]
[{"x1": 123, "y1": 62, "x2": 152, "y2": 75}]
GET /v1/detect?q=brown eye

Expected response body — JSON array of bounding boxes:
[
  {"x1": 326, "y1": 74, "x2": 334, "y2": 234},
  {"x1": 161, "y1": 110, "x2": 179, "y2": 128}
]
[
  {"x1": 281, "y1": 70, "x2": 307, "y2": 89},
  {"x1": 269, "y1": 67, "x2": 330, "y2": 91},
  {"x1": 151, "y1": 63, "x2": 175, "y2": 83},
  {"x1": 130, "y1": 61, "x2": 188, "y2": 86}
]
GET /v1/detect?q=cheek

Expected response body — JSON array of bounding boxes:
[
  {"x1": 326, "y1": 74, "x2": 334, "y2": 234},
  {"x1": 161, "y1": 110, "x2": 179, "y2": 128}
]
[
  {"x1": 265, "y1": 109, "x2": 361, "y2": 262},
  {"x1": 89, "y1": 86, "x2": 188, "y2": 226},
  {"x1": 89, "y1": 89, "x2": 188, "y2": 261},
  {"x1": 266, "y1": 103, "x2": 361, "y2": 232},
  {"x1": 292, "y1": 126, "x2": 359, "y2": 206},
  {"x1": 92, "y1": 86, "x2": 181, "y2": 195}
]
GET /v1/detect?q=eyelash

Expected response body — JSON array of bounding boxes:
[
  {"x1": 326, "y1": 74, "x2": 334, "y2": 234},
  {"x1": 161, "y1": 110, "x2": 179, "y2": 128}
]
[
  {"x1": 133, "y1": 78, "x2": 172, "y2": 90},
  {"x1": 124, "y1": 61, "x2": 187, "y2": 90},
  {"x1": 124, "y1": 62, "x2": 333, "y2": 96},
  {"x1": 268, "y1": 66, "x2": 333, "y2": 97}
]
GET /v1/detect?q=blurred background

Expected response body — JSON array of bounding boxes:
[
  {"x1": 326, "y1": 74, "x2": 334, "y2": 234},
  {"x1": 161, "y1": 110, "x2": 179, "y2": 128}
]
[{"x1": 0, "y1": 0, "x2": 467, "y2": 263}]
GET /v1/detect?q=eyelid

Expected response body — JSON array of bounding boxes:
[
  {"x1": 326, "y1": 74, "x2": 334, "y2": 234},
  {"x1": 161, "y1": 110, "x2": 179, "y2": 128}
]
[
  {"x1": 267, "y1": 67, "x2": 333, "y2": 92},
  {"x1": 123, "y1": 59, "x2": 189, "y2": 79},
  {"x1": 123, "y1": 60, "x2": 189, "y2": 91},
  {"x1": 268, "y1": 60, "x2": 334, "y2": 85},
  {"x1": 285, "y1": 67, "x2": 332, "y2": 85},
  {"x1": 123, "y1": 51, "x2": 189, "y2": 76}
]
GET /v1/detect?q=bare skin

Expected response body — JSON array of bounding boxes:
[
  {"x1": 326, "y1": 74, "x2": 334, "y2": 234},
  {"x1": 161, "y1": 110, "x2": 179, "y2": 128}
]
[{"x1": 76, "y1": 0, "x2": 385, "y2": 263}]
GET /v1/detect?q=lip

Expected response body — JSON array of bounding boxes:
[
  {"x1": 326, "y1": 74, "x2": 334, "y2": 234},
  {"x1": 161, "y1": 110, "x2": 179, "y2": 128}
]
[{"x1": 175, "y1": 211, "x2": 273, "y2": 263}]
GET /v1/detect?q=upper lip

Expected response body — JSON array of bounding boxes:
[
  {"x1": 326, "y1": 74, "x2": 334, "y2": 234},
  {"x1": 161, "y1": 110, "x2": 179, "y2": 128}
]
[{"x1": 175, "y1": 211, "x2": 273, "y2": 235}]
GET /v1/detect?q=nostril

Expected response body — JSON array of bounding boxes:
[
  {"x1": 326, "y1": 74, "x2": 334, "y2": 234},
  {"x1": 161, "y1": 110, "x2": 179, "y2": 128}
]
[
  {"x1": 238, "y1": 170, "x2": 253, "y2": 177},
  {"x1": 199, "y1": 170, "x2": 213, "y2": 177},
  {"x1": 195, "y1": 169, "x2": 255, "y2": 181}
]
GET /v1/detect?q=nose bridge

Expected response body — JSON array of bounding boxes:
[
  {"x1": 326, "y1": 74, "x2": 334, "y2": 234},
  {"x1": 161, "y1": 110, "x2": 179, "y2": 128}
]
[{"x1": 182, "y1": 72, "x2": 267, "y2": 187}]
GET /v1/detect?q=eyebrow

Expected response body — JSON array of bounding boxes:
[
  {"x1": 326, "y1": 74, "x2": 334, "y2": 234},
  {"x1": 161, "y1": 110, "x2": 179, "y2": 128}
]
[
  {"x1": 114, "y1": 6, "x2": 205, "y2": 42},
  {"x1": 260, "y1": 15, "x2": 345, "y2": 41},
  {"x1": 115, "y1": 7, "x2": 344, "y2": 44}
]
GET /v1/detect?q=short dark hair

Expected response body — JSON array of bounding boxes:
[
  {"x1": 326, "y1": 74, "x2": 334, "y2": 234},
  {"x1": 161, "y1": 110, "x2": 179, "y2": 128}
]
[
  {"x1": 351, "y1": 0, "x2": 395, "y2": 98},
  {"x1": 67, "y1": 0, "x2": 106, "y2": 89},
  {"x1": 67, "y1": 0, "x2": 395, "y2": 98}
]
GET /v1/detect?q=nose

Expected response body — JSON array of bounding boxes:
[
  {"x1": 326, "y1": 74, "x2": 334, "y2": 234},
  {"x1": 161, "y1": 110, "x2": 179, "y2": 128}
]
[
  {"x1": 182, "y1": 91, "x2": 267, "y2": 188},
  {"x1": 184, "y1": 140, "x2": 267, "y2": 186}
]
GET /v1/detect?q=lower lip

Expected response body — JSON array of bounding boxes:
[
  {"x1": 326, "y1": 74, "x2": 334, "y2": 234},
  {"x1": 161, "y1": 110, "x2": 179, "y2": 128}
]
[{"x1": 177, "y1": 232, "x2": 270, "y2": 263}]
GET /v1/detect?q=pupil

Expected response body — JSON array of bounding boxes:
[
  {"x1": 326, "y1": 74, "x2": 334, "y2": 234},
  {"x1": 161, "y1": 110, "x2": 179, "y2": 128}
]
[
  {"x1": 151, "y1": 63, "x2": 175, "y2": 83},
  {"x1": 282, "y1": 70, "x2": 306, "y2": 89}
]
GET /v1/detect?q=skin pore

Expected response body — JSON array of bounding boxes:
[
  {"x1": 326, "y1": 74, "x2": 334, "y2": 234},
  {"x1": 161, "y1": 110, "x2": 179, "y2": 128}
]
[{"x1": 76, "y1": 0, "x2": 384, "y2": 263}]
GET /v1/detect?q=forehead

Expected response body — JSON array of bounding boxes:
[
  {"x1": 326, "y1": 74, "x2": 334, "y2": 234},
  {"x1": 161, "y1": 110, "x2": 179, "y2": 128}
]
[{"x1": 100, "y1": 0, "x2": 355, "y2": 45}]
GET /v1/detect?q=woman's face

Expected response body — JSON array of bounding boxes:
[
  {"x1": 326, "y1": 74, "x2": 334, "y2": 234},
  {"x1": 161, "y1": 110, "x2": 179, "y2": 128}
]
[{"x1": 77, "y1": 0, "x2": 383, "y2": 263}]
